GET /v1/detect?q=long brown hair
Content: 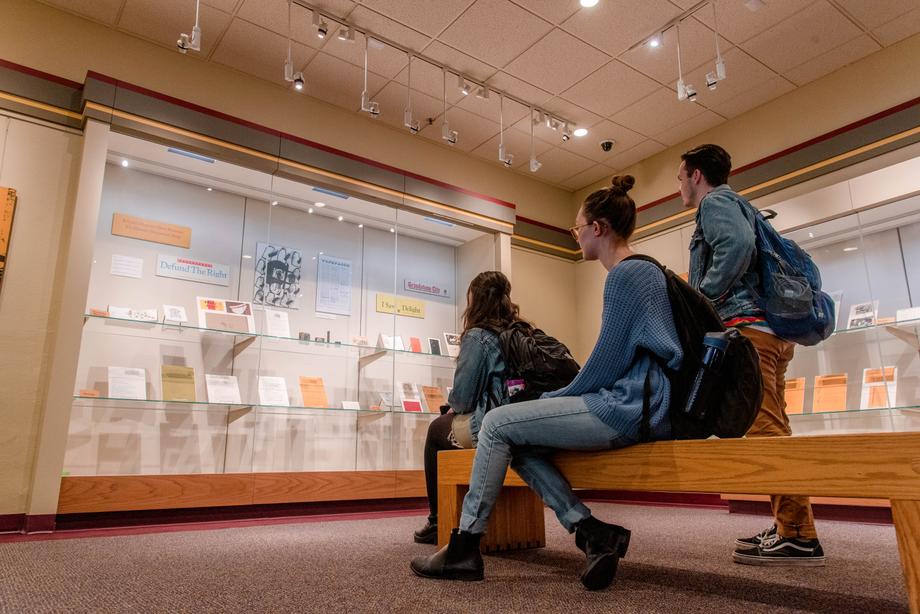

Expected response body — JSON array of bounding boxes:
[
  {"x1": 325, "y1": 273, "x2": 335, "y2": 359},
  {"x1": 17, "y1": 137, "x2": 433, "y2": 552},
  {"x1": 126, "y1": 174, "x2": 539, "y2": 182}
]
[{"x1": 461, "y1": 271, "x2": 523, "y2": 336}]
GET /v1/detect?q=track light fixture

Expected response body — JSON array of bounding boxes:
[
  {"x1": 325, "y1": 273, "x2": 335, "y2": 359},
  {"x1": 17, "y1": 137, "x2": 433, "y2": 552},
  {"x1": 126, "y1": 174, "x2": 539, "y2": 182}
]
[
  {"x1": 561, "y1": 122, "x2": 572, "y2": 142},
  {"x1": 457, "y1": 74, "x2": 472, "y2": 96},
  {"x1": 497, "y1": 93, "x2": 513, "y2": 168},
  {"x1": 441, "y1": 69, "x2": 458, "y2": 145},
  {"x1": 337, "y1": 26, "x2": 355, "y2": 42},
  {"x1": 360, "y1": 36, "x2": 380, "y2": 117},
  {"x1": 705, "y1": 2, "x2": 727, "y2": 90},
  {"x1": 529, "y1": 107, "x2": 541, "y2": 173},
  {"x1": 404, "y1": 54, "x2": 420, "y2": 134},
  {"x1": 312, "y1": 11, "x2": 328, "y2": 39},
  {"x1": 648, "y1": 32, "x2": 661, "y2": 48},
  {"x1": 475, "y1": 86, "x2": 489, "y2": 100},
  {"x1": 283, "y1": 1, "x2": 304, "y2": 92},
  {"x1": 177, "y1": 0, "x2": 202, "y2": 53},
  {"x1": 675, "y1": 21, "x2": 696, "y2": 102}
]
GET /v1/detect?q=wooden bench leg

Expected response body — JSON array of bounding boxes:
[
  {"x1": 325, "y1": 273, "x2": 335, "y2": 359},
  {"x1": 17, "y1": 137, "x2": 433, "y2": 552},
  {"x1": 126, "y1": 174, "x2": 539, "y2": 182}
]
[
  {"x1": 892, "y1": 499, "x2": 920, "y2": 614},
  {"x1": 437, "y1": 483, "x2": 546, "y2": 553}
]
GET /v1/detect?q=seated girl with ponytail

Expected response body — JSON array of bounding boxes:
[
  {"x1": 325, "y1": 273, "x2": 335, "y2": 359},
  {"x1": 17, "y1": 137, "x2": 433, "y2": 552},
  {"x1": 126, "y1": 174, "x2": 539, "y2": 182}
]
[{"x1": 410, "y1": 175, "x2": 683, "y2": 591}]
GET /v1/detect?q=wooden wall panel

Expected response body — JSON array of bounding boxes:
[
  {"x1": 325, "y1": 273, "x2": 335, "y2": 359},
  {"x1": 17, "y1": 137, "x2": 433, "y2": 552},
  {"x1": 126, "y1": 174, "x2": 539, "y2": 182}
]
[
  {"x1": 252, "y1": 471, "x2": 397, "y2": 505},
  {"x1": 58, "y1": 474, "x2": 254, "y2": 513},
  {"x1": 394, "y1": 470, "x2": 426, "y2": 498}
]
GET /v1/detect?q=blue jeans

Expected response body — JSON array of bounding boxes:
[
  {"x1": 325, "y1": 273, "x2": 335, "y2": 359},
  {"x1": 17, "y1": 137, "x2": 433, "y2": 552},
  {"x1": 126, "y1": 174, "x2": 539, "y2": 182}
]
[{"x1": 459, "y1": 396, "x2": 628, "y2": 534}]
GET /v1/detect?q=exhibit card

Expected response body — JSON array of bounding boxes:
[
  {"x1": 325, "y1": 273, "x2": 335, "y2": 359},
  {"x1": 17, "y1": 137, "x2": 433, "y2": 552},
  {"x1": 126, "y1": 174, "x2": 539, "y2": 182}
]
[
  {"x1": 784, "y1": 377, "x2": 806, "y2": 415},
  {"x1": 108, "y1": 366, "x2": 147, "y2": 400},
  {"x1": 860, "y1": 367, "x2": 897, "y2": 410},
  {"x1": 263, "y1": 308, "x2": 291, "y2": 338},
  {"x1": 110, "y1": 254, "x2": 144, "y2": 279},
  {"x1": 162, "y1": 304, "x2": 188, "y2": 323},
  {"x1": 205, "y1": 374, "x2": 242, "y2": 404},
  {"x1": 316, "y1": 254, "x2": 352, "y2": 316},
  {"x1": 443, "y1": 332, "x2": 461, "y2": 357},
  {"x1": 847, "y1": 301, "x2": 878, "y2": 329},
  {"x1": 258, "y1": 376, "x2": 290, "y2": 407},
  {"x1": 299, "y1": 376, "x2": 329, "y2": 408},
  {"x1": 812, "y1": 374, "x2": 848, "y2": 413},
  {"x1": 112, "y1": 212, "x2": 191, "y2": 248},
  {"x1": 108, "y1": 306, "x2": 158, "y2": 322},
  {"x1": 420, "y1": 386, "x2": 446, "y2": 413},
  {"x1": 161, "y1": 365, "x2": 196, "y2": 402},
  {"x1": 157, "y1": 254, "x2": 230, "y2": 287},
  {"x1": 428, "y1": 338, "x2": 442, "y2": 356},
  {"x1": 196, "y1": 296, "x2": 256, "y2": 334}
]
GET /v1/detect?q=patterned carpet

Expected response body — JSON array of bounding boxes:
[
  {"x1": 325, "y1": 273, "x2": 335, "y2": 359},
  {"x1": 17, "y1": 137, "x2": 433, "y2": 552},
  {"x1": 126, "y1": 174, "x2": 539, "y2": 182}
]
[{"x1": 0, "y1": 502, "x2": 908, "y2": 613}]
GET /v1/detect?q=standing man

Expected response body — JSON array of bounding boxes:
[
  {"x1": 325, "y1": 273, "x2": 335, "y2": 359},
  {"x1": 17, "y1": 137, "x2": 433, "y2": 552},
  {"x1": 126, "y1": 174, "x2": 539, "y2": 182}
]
[{"x1": 679, "y1": 144, "x2": 825, "y2": 567}]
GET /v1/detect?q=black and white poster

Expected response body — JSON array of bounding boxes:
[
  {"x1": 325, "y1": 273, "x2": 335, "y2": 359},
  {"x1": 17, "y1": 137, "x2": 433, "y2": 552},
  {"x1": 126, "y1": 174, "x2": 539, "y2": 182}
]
[{"x1": 253, "y1": 242, "x2": 302, "y2": 309}]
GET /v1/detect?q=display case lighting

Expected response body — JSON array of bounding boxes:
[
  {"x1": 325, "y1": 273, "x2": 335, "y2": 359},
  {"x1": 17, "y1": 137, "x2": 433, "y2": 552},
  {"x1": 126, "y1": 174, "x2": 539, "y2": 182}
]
[
  {"x1": 337, "y1": 216, "x2": 344, "y2": 221},
  {"x1": 315, "y1": 202, "x2": 326, "y2": 207},
  {"x1": 121, "y1": 159, "x2": 129, "y2": 167}
]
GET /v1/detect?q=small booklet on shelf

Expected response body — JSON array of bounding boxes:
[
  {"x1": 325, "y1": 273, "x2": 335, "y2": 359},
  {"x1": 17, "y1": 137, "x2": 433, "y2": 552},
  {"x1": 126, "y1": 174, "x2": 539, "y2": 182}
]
[
  {"x1": 263, "y1": 308, "x2": 291, "y2": 338},
  {"x1": 205, "y1": 374, "x2": 242, "y2": 404},
  {"x1": 299, "y1": 376, "x2": 329, "y2": 408},
  {"x1": 784, "y1": 377, "x2": 806, "y2": 415},
  {"x1": 161, "y1": 365, "x2": 196, "y2": 402},
  {"x1": 108, "y1": 306, "x2": 158, "y2": 322},
  {"x1": 162, "y1": 304, "x2": 188, "y2": 324},
  {"x1": 847, "y1": 301, "x2": 878, "y2": 329},
  {"x1": 812, "y1": 373, "x2": 848, "y2": 413},
  {"x1": 197, "y1": 296, "x2": 255, "y2": 334},
  {"x1": 443, "y1": 332, "x2": 461, "y2": 357},
  {"x1": 896, "y1": 307, "x2": 920, "y2": 323},
  {"x1": 399, "y1": 382, "x2": 422, "y2": 412},
  {"x1": 409, "y1": 337, "x2": 423, "y2": 353},
  {"x1": 860, "y1": 367, "x2": 897, "y2": 410},
  {"x1": 258, "y1": 376, "x2": 290, "y2": 407},
  {"x1": 428, "y1": 338, "x2": 442, "y2": 356},
  {"x1": 108, "y1": 366, "x2": 147, "y2": 400},
  {"x1": 420, "y1": 385, "x2": 446, "y2": 414}
]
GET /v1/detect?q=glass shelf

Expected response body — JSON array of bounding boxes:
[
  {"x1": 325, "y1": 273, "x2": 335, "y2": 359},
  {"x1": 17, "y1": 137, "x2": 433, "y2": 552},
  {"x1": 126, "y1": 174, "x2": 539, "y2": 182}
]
[
  {"x1": 71, "y1": 395, "x2": 443, "y2": 416},
  {"x1": 788, "y1": 404, "x2": 920, "y2": 417},
  {"x1": 82, "y1": 313, "x2": 458, "y2": 363}
]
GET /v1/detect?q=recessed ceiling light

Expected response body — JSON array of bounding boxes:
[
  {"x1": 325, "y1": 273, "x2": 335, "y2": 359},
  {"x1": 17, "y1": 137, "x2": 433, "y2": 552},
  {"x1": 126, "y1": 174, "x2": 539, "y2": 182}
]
[
  {"x1": 573, "y1": 128, "x2": 588, "y2": 137},
  {"x1": 580, "y1": 0, "x2": 599, "y2": 6},
  {"x1": 315, "y1": 202, "x2": 326, "y2": 208},
  {"x1": 843, "y1": 246, "x2": 859, "y2": 252},
  {"x1": 207, "y1": 187, "x2": 213, "y2": 191},
  {"x1": 337, "y1": 215, "x2": 344, "y2": 221},
  {"x1": 308, "y1": 208, "x2": 314, "y2": 214},
  {"x1": 271, "y1": 200, "x2": 278, "y2": 206},
  {"x1": 242, "y1": 255, "x2": 252, "y2": 259},
  {"x1": 358, "y1": 224, "x2": 363, "y2": 228},
  {"x1": 389, "y1": 227, "x2": 395, "y2": 233},
  {"x1": 121, "y1": 159, "x2": 129, "y2": 167},
  {"x1": 808, "y1": 232, "x2": 815, "y2": 238}
]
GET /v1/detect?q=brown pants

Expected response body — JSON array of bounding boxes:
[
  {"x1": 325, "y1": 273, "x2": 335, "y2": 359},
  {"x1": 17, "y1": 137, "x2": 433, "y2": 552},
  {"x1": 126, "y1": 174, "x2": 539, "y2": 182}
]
[{"x1": 740, "y1": 327, "x2": 818, "y2": 540}]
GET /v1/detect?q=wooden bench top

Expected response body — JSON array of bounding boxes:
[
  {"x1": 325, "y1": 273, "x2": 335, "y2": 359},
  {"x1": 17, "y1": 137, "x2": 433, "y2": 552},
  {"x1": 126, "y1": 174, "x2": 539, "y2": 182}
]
[{"x1": 438, "y1": 432, "x2": 920, "y2": 500}]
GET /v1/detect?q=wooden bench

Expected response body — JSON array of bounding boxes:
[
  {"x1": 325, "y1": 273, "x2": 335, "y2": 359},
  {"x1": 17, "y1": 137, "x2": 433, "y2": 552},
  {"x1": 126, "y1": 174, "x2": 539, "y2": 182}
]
[{"x1": 437, "y1": 432, "x2": 920, "y2": 613}]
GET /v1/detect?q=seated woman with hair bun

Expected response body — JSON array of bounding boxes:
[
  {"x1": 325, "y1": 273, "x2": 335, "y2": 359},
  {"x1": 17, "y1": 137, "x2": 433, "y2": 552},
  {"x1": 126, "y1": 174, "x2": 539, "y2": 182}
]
[{"x1": 410, "y1": 175, "x2": 683, "y2": 591}]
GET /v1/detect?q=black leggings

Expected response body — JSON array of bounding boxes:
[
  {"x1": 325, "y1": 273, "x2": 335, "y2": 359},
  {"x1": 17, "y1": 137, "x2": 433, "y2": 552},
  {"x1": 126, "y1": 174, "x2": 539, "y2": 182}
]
[{"x1": 423, "y1": 413, "x2": 464, "y2": 523}]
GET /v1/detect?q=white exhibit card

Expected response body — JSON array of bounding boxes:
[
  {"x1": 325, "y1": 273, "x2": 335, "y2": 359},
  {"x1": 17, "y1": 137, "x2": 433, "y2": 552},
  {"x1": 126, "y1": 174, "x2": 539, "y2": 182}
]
[
  {"x1": 896, "y1": 306, "x2": 920, "y2": 323},
  {"x1": 107, "y1": 366, "x2": 147, "y2": 400},
  {"x1": 108, "y1": 306, "x2": 158, "y2": 322},
  {"x1": 847, "y1": 301, "x2": 878, "y2": 329},
  {"x1": 443, "y1": 332, "x2": 461, "y2": 357},
  {"x1": 377, "y1": 333, "x2": 395, "y2": 350},
  {"x1": 205, "y1": 374, "x2": 242, "y2": 404},
  {"x1": 110, "y1": 254, "x2": 144, "y2": 279},
  {"x1": 263, "y1": 308, "x2": 291, "y2": 338},
  {"x1": 162, "y1": 304, "x2": 188, "y2": 323},
  {"x1": 859, "y1": 366, "x2": 897, "y2": 410},
  {"x1": 342, "y1": 401, "x2": 361, "y2": 410},
  {"x1": 315, "y1": 254, "x2": 352, "y2": 316},
  {"x1": 258, "y1": 376, "x2": 289, "y2": 407}
]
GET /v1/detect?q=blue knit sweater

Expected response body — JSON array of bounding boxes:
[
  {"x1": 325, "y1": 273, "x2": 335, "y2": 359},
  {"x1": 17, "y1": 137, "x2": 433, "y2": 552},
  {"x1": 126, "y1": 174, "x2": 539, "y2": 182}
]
[{"x1": 542, "y1": 259, "x2": 683, "y2": 441}]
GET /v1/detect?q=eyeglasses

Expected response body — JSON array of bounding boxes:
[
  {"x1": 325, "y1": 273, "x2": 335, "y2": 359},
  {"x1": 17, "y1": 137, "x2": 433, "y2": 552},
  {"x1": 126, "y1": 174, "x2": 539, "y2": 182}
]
[{"x1": 568, "y1": 222, "x2": 592, "y2": 240}]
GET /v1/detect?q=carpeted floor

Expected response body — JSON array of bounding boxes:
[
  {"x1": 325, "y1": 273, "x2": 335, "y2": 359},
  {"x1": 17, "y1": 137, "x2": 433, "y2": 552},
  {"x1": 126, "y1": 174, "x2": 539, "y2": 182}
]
[{"x1": 0, "y1": 503, "x2": 908, "y2": 613}]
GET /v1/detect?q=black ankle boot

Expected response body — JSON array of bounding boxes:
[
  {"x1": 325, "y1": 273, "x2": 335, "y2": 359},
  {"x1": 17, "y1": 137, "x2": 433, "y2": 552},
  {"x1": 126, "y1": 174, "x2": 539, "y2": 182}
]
[
  {"x1": 413, "y1": 520, "x2": 438, "y2": 544},
  {"x1": 574, "y1": 516, "x2": 631, "y2": 591},
  {"x1": 410, "y1": 528, "x2": 484, "y2": 581}
]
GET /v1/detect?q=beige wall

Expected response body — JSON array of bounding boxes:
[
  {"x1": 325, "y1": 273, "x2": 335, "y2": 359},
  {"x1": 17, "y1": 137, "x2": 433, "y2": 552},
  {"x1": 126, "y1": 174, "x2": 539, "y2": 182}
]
[
  {"x1": 573, "y1": 32, "x2": 920, "y2": 212},
  {"x1": 0, "y1": 0, "x2": 573, "y2": 228},
  {"x1": 510, "y1": 247, "x2": 578, "y2": 360},
  {"x1": 0, "y1": 114, "x2": 81, "y2": 515}
]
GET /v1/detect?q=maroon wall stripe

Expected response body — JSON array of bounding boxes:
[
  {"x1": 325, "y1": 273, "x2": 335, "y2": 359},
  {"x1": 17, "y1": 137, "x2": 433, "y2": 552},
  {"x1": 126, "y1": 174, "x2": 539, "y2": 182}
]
[
  {"x1": 0, "y1": 58, "x2": 84, "y2": 90},
  {"x1": 516, "y1": 215, "x2": 570, "y2": 236}
]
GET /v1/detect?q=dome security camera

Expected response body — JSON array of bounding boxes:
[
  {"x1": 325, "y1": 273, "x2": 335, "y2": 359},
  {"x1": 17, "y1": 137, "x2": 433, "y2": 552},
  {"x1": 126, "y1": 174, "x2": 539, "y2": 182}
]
[{"x1": 600, "y1": 139, "x2": 615, "y2": 153}]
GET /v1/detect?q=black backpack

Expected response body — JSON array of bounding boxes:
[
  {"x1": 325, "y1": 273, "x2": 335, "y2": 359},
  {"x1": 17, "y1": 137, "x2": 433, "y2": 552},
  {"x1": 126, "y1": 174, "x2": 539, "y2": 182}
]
[
  {"x1": 625, "y1": 255, "x2": 763, "y2": 441},
  {"x1": 498, "y1": 321, "x2": 581, "y2": 402}
]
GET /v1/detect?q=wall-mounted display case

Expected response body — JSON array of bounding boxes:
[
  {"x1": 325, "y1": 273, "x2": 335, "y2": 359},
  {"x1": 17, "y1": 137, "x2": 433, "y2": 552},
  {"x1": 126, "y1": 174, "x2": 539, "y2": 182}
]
[{"x1": 64, "y1": 131, "x2": 503, "y2": 482}]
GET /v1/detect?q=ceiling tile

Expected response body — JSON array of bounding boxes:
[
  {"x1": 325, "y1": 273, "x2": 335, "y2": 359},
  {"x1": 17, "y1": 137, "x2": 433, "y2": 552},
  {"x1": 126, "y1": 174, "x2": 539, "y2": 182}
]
[
  {"x1": 392, "y1": 59, "x2": 466, "y2": 105},
  {"x1": 872, "y1": 7, "x2": 920, "y2": 47},
  {"x1": 833, "y1": 0, "x2": 917, "y2": 29},
  {"x1": 562, "y1": 119, "x2": 646, "y2": 163},
  {"x1": 523, "y1": 146, "x2": 596, "y2": 184},
  {"x1": 692, "y1": 0, "x2": 813, "y2": 45},
  {"x1": 368, "y1": 81, "x2": 445, "y2": 132},
  {"x1": 418, "y1": 106, "x2": 500, "y2": 153},
  {"x1": 358, "y1": 0, "x2": 475, "y2": 36},
  {"x1": 120, "y1": 0, "x2": 233, "y2": 56},
  {"x1": 345, "y1": 6, "x2": 432, "y2": 52},
  {"x1": 470, "y1": 128, "x2": 553, "y2": 170},
  {"x1": 319, "y1": 28, "x2": 408, "y2": 79},
  {"x1": 486, "y1": 71, "x2": 554, "y2": 106},
  {"x1": 211, "y1": 18, "x2": 315, "y2": 84},
  {"x1": 301, "y1": 51, "x2": 387, "y2": 111},
  {"x1": 605, "y1": 139, "x2": 668, "y2": 172},
  {"x1": 741, "y1": 1, "x2": 863, "y2": 73},
  {"x1": 236, "y1": 0, "x2": 328, "y2": 49},
  {"x1": 707, "y1": 74, "x2": 795, "y2": 119},
  {"x1": 203, "y1": 0, "x2": 242, "y2": 12},
  {"x1": 455, "y1": 90, "x2": 530, "y2": 126},
  {"x1": 621, "y1": 17, "x2": 722, "y2": 86},
  {"x1": 510, "y1": 0, "x2": 582, "y2": 25},
  {"x1": 560, "y1": 60, "x2": 659, "y2": 118},
  {"x1": 40, "y1": 0, "x2": 122, "y2": 24},
  {"x1": 611, "y1": 87, "x2": 707, "y2": 137},
  {"x1": 423, "y1": 41, "x2": 499, "y2": 82},
  {"x1": 439, "y1": 0, "x2": 553, "y2": 68},
  {"x1": 675, "y1": 47, "x2": 779, "y2": 112},
  {"x1": 504, "y1": 29, "x2": 610, "y2": 95},
  {"x1": 653, "y1": 109, "x2": 724, "y2": 147},
  {"x1": 562, "y1": 0, "x2": 682, "y2": 56},
  {"x1": 783, "y1": 34, "x2": 881, "y2": 87},
  {"x1": 559, "y1": 164, "x2": 616, "y2": 191}
]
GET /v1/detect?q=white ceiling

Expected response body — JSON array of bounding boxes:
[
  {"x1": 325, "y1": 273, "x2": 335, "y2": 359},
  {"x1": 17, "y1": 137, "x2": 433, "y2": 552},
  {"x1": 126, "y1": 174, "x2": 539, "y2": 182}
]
[{"x1": 38, "y1": 0, "x2": 920, "y2": 191}]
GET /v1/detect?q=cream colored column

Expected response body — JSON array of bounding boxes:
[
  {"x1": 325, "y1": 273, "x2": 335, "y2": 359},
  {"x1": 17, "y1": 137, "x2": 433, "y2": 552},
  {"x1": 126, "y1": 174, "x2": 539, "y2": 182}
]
[
  {"x1": 26, "y1": 119, "x2": 110, "y2": 518},
  {"x1": 495, "y1": 231, "x2": 512, "y2": 279}
]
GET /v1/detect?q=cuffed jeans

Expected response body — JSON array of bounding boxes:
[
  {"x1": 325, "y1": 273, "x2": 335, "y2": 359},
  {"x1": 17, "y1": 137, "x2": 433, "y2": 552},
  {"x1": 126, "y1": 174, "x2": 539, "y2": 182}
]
[
  {"x1": 740, "y1": 327, "x2": 818, "y2": 540},
  {"x1": 459, "y1": 396, "x2": 628, "y2": 535}
]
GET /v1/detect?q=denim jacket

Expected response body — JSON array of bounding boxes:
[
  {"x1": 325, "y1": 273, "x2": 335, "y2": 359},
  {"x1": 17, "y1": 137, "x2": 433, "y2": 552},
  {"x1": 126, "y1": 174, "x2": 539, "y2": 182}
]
[
  {"x1": 688, "y1": 184, "x2": 763, "y2": 322},
  {"x1": 447, "y1": 327, "x2": 509, "y2": 445}
]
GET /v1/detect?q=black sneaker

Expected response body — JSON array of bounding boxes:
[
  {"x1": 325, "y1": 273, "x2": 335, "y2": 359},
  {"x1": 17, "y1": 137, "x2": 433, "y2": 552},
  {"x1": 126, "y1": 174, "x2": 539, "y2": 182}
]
[
  {"x1": 414, "y1": 521, "x2": 438, "y2": 544},
  {"x1": 733, "y1": 533, "x2": 826, "y2": 567},
  {"x1": 734, "y1": 524, "x2": 777, "y2": 549}
]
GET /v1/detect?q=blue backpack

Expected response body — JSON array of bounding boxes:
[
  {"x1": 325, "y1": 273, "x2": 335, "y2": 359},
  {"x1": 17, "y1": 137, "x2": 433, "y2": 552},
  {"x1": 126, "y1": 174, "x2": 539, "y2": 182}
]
[{"x1": 749, "y1": 207, "x2": 835, "y2": 346}]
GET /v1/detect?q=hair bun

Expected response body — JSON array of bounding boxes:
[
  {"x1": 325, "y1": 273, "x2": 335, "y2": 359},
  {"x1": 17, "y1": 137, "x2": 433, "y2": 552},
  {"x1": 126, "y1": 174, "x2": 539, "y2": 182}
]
[{"x1": 610, "y1": 175, "x2": 635, "y2": 193}]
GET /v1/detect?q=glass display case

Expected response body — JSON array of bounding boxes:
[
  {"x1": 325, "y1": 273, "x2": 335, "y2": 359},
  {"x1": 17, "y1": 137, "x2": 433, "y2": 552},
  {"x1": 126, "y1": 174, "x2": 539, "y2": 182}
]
[{"x1": 64, "y1": 131, "x2": 499, "y2": 477}]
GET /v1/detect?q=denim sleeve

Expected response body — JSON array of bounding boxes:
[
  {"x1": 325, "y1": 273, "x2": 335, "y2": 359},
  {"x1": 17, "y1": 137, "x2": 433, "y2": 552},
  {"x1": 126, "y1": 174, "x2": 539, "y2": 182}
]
[
  {"x1": 447, "y1": 331, "x2": 491, "y2": 414},
  {"x1": 698, "y1": 192, "x2": 756, "y2": 301}
]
